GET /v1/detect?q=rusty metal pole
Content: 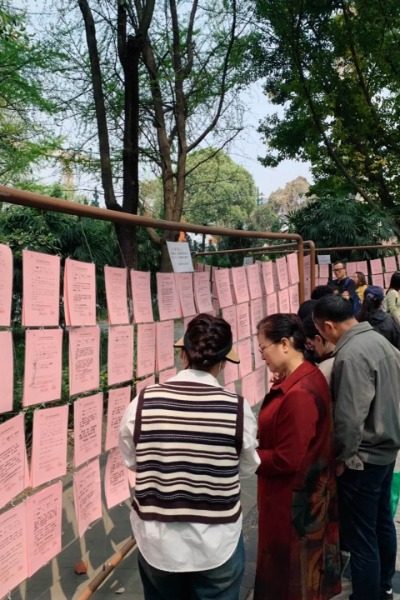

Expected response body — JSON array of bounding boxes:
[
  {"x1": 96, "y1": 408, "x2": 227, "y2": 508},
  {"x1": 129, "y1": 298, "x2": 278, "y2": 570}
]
[
  {"x1": 77, "y1": 538, "x2": 137, "y2": 600},
  {"x1": 0, "y1": 185, "x2": 304, "y2": 246},
  {"x1": 316, "y1": 244, "x2": 400, "y2": 253},
  {"x1": 307, "y1": 240, "x2": 316, "y2": 291}
]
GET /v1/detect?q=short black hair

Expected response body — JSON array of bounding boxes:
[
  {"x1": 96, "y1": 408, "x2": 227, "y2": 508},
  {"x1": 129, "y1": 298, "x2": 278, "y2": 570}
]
[
  {"x1": 297, "y1": 299, "x2": 317, "y2": 321},
  {"x1": 313, "y1": 294, "x2": 354, "y2": 323},
  {"x1": 311, "y1": 285, "x2": 335, "y2": 300},
  {"x1": 302, "y1": 315, "x2": 320, "y2": 339},
  {"x1": 389, "y1": 272, "x2": 400, "y2": 291}
]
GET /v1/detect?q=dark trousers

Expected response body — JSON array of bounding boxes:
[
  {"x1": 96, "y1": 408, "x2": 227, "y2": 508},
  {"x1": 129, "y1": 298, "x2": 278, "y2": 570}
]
[
  {"x1": 338, "y1": 462, "x2": 396, "y2": 600},
  {"x1": 137, "y1": 533, "x2": 245, "y2": 600}
]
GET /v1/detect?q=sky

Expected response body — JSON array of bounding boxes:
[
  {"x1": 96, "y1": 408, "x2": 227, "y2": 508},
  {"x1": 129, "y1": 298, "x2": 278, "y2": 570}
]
[{"x1": 228, "y1": 83, "x2": 312, "y2": 198}]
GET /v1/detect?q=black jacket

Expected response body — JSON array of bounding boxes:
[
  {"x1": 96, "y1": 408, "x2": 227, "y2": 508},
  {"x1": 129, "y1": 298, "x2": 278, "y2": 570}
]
[{"x1": 368, "y1": 310, "x2": 400, "y2": 349}]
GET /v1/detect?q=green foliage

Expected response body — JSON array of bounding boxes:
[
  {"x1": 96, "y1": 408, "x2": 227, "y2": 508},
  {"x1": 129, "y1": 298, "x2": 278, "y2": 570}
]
[
  {"x1": 182, "y1": 149, "x2": 257, "y2": 227},
  {"x1": 288, "y1": 195, "x2": 397, "y2": 260},
  {"x1": 248, "y1": 203, "x2": 282, "y2": 233},
  {"x1": 0, "y1": 2, "x2": 60, "y2": 183},
  {"x1": 254, "y1": 0, "x2": 400, "y2": 211}
]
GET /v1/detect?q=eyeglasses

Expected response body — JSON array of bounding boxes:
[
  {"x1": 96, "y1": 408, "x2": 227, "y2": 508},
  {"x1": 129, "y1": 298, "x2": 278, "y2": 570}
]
[{"x1": 259, "y1": 341, "x2": 275, "y2": 354}]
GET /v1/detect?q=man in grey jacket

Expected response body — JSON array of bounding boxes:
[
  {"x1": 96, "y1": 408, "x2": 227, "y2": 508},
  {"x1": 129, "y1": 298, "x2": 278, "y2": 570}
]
[{"x1": 313, "y1": 295, "x2": 400, "y2": 600}]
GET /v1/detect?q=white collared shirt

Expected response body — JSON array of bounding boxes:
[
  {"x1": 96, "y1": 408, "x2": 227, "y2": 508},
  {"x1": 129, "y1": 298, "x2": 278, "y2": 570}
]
[{"x1": 119, "y1": 368, "x2": 260, "y2": 571}]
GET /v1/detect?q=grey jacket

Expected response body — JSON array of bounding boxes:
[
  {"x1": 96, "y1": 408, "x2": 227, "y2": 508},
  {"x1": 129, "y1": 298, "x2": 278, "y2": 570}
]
[{"x1": 332, "y1": 321, "x2": 400, "y2": 465}]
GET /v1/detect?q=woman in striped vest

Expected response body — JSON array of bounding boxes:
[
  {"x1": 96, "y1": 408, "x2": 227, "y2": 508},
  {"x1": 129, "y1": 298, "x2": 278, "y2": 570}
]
[{"x1": 119, "y1": 313, "x2": 259, "y2": 600}]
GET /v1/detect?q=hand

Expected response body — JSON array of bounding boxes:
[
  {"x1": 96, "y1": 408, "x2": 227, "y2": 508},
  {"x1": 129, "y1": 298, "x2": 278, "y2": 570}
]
[{"x1": 341, "y1": 291, "x2": 350, "y2": 300}]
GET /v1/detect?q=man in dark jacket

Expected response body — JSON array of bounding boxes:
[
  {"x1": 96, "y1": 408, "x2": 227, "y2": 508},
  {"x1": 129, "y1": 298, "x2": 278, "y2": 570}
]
[
  {"x1": 331, "y1": 261, "x2": 361, "y2": 315},
  {"x1": 314, "y1": 295, "x2": 400, "y2": 600}
]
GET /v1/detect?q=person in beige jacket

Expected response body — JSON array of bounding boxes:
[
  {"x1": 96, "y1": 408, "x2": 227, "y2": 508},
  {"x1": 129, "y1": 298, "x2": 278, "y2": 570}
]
[{"x1": 384, "y1": 272, "x2": 400, "y2": 324}]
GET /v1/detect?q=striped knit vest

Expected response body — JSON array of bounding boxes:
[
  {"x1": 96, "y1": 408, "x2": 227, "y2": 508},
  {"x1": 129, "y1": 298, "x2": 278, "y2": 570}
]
[{"x1": 132, "y1": 381, "x2": 244, "y2": 524}]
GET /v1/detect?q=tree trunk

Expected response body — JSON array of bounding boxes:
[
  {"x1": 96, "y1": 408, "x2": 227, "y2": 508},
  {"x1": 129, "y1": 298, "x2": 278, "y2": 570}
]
[
  {"x1": 115, "y1": 223, "x2": 138, "y2": 269},
  {"x1": 119, "y1": 34, "x2": 143, "y2": 268}
]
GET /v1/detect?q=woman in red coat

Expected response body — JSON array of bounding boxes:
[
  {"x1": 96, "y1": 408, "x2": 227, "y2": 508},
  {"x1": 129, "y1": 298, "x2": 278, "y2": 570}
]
[{"x1": 254, "y1": 313, "x2": 341, "y2": 600}]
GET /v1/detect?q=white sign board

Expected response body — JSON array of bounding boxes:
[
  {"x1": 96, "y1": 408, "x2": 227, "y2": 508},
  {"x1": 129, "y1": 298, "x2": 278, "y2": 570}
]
[
  {"x1": 317, "y1": 254, "x2": 331, "y2": 265},
  {"x1": 166, "y1": 242, "x2": 194, "y2": 273}
]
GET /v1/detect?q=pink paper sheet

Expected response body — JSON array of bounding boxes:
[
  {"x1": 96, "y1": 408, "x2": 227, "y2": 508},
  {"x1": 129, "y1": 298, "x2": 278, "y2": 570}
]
[
  {"x1": 241, "y1": 371, "x2": 256, "y2": 406},
  {"x1": 356, "y1": 261, "x2": 368, "y2": 274},
  {"x1": 104, "y1": 448, "x2": 130, "y2": 509},
  {"x1": 104, "y1": 266, "x2": 129, "y2": 325},
  {"x1": 253, "y1": 365, "x2": 267, "y2": 404},
  {"x1": 245, "y1": 263, "x2": 262, "y2": 299},
  {"x1": 223, "y1": 353, "x2": 239, "y2": 386},
  {"x1": 108, "y1": 325, "x2": 134, "y2": 385},
  {"x1": 74, "y1": 393, "x2": 103, "y2": 467},
  {"x1": 236, "y1": 303, "x2": 251, "y2": 340},
  {"x1": 230, "y1": 267, "x2": 250, "y2": 304},
  {"x1": 289, "y1": 285, "x2": 300, "y2": 313},
  {"x1": 73, "y1": 458, "x2": 102, "y2": 538},
  {"x1": 238, "y1": 338, "x2": 253, "y2": 378},
  {"x1": 64, "y1": 258, "x2": 96, "y2": 326},
  {"x1": 31, "y1": 405, "x2": 68, "y2": 488},
  {"x1": 266, "y1": 292, "x2": 278, "y2": 315},
  {"x1": 136, "y1": 323, "x2": 156, "y2": 377},
  {"x1": 156, "y1": 320, "x2": 174, "y2": 372},
  {"x1": 214, "y1": 269, "x2": 234, "y2": 308},
  {"x1": 69, "y1": 326, "x2": 100, "y2": 396},
  {"x1": 222, "y1": 305, "x2": 238, "y2": 343},
  {"x1": 26, "y1": 481, "x2": 62, "y2": 576},
  {"x1": 287, "y1": 253, "x2": 300, "y2": 286},
  {"x1": 105, "y1": 386, "x2": 131, "y2": 451},
  {"x1": 345, "y1": 261, "x2": 358, "y2": 275},
  {"x1": 319, "y1": 264, "x2": 329, "y2": 279},
  {"x1": 0, "y1": 331, "x2": 13, "y2": 414},
  {"x1": 130, "y1": 270, "x2": 154, "y2": 323},
  {"x1": 370, "y1": 258, "x2": 383, "y2": 274},
  {"x1": 22, "y1": 250, "x2": 60, "y2": 326},
  {"x1": 250, "y1": 298, "x2": 264, "y2": 335},
  {"x1": 156, "y1": 273, "x2": 182, "y2": 321},
  {"x1": 23, "y1": 328, "x2": 63, "y2": 407},
  {"x1": 278, "y1": 288, "x2": 290, "y2": 312},
  {"x1": 261, "y1": 261, "x2": 275, "y2": 295},
  {"x1": 253, "y1": 335, "x2": 264, "y2": 370},
  {"x1": 304, "y1": 277, "x2": 311, "y2": 301},
  {"x1": 175, "y1": 273, "x2": 196, "y2": 317},
  {"x1": 0, "y1": 243, "x2": 12, "y2": 326},
  {"x1": 158, "y1": 367, "x2": 177, "y2": 384},
  {"x1": 0, "y1": 503, "x2": 27, "y2": 596},
  {"x1": 384, "y1": 256, "x2": 397, "y2": 273},
  {"x1": 276, "y1": 256, "x2": 289, "y2": 290},
  {"x1": 371, "y1": 273, "x2": 384, "y2": 287},
  {"x1": 0, "y1": 413, "x2": 25, "y2": 509},
  {"x1": 193, "y1": 272, "x2": 213, "y2": 313},
  {"x1": 384, "y1": 272, "x2": 393, "y2": 289}
]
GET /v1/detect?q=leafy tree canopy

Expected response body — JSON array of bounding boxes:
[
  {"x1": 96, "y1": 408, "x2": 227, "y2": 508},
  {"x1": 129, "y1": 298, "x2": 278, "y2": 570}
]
[
  {"x1": 247, "y1": 202, "x2": 282, "y2": 233},
  {"x1": 287, "y1": 195, "x2": 397, "y2": 260},
  {"x1": 0, "y1": 2, "x2": 59, "y2": 183},
  {"x1": 254, "y1": 0, "x2": 400, "y2": 212},
  {"x1": 182, "y1": 148, "x2": 257, "y2": 228}
]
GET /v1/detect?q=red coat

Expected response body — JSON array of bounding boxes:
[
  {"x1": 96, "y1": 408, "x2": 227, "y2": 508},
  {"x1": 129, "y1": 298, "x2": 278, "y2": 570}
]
[{"x1": 254, "y1": 361, "x2": 341, "y2": 600}]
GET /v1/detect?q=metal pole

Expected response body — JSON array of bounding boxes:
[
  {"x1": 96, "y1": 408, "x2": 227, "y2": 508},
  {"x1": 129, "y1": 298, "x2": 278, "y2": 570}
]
[
  {"x1": 0, "y1": 185, "x2": 303, "y2": 243},
  {"x1": 77, "y1": 538, "x2": 137, "y2": 600},
  {"x1": 316, "y1": 244, "x2": 400, "y2": 253}
]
